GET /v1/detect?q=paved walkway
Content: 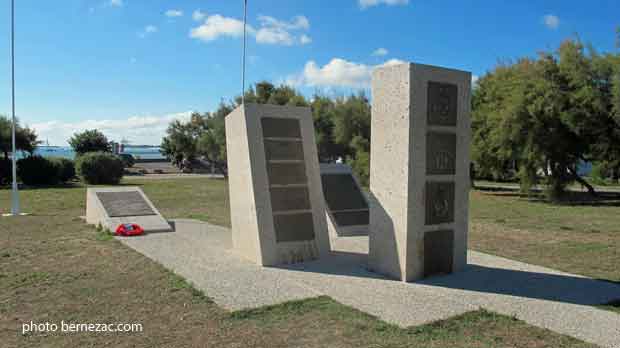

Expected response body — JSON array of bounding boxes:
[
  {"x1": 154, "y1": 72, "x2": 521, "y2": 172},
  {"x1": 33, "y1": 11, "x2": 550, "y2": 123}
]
[{"x1": 118, "y1": 219, "x2": 620, "y2": 348}]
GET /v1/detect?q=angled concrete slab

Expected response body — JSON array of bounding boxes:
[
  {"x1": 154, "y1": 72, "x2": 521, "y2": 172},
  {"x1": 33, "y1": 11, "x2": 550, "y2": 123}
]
[{"x1": 86, "y1": 186, "x2": 172, "y2": 232}]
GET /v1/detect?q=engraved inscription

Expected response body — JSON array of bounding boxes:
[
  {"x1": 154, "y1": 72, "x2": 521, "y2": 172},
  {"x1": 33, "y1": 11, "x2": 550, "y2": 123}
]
[
  {"x1": 96, "y1": 191, "x2": 156, "y2": 217},
  {"x1": 321, "y1": 173, "x2": 368, "y2": 212},
  {"x1": 427, "y1": 81, "x2": 458, "y2": 126},
  {"x1": 267, "y1": 162, "x2": 307, "y2": 186},
  {"x1": 426, "y1": 132, "x2": 456, "y2": 175},
  {"x1": 273, "y1": 212, "x2": 315, "y2": 242},
  {"x1": 332, "y1": 210, "x2": 370, "y2": 227},
  {"x1": 261, "y1": 117, "x2": 302, "y2": 138},
  {"x1": 264, "y1": 139, "x2": 304, "y2": 161},
  {"x1": 269, "y1": 186, "x2": 311, "y2": 212},
  {"x1": 424, "y1": 230, "x2": 454, "y2": 277},
  {"x1": 425, "y1": 182, "x2": 455, "y2": 225}
]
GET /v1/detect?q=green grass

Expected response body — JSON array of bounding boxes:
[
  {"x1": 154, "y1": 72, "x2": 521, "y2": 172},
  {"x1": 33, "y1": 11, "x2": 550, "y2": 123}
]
[
  {"x1": 0, "y1": 177, "x2": 613, "y2": 347},
  {"x1": 469, "y1": 189, "x2": 620, "y2": 282}
]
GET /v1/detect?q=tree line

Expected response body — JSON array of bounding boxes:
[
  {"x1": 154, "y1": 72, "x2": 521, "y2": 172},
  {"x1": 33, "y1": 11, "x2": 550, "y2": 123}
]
[{"x1": 160, "y1": 82, "x2": 372, "y2": 185}]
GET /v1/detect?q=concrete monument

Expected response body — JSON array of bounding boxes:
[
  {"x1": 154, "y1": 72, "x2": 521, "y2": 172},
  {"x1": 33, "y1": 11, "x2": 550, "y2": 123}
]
[
  {"x1": 320, "y1": 163, "x2": 369, "y2": 239},
  {"x1": 225, "y1": 103, "x2": 329, "y2": 266},
  {"x1": 369, "y1": 62, "x2": 471, "y2": 281},
  {"x1": 86, "y1": 186, "x2": 172, "y2": 232}
]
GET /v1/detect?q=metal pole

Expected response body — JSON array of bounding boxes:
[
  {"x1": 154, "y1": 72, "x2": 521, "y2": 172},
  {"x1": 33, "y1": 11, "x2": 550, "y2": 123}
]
[
  {"x1": 10, "y1": 0, "x2": 19, "y2": 215},
  {"x1": 241, "y1": 0, "x2": 247, "y2": 105}
]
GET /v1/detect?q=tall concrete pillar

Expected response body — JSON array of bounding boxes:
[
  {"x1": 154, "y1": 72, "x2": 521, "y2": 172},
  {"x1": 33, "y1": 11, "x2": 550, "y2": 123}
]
[
  {"x1": 369, "y1": 62, "x2": 471, "y2": 281},
  {"x1": 225, "y1": 103, "x2": 330, "y2": 266}
]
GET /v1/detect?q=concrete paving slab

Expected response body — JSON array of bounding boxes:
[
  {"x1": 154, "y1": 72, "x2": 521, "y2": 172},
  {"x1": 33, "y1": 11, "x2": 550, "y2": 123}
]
[{"x1": 116, "y1": 219, "x2": 620, "y2": 348}]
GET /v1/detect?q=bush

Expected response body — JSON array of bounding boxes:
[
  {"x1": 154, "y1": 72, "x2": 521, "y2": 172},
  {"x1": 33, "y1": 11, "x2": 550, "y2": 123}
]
[
  {"x1": 0, "y1": 158, "x2": 12, "y2": 185},
  {"x1": 76, "y1": 152, "x2": 124, "y2": 185},
  {"x1": 17, "y1": 156, "x2": 61, "y2": 185},
  {"x1": 118, "y1": 153, "x2": 135, "y2": 168},
  {"x1": 50, "y1": 157, "x2": 76, "y2": 182}
]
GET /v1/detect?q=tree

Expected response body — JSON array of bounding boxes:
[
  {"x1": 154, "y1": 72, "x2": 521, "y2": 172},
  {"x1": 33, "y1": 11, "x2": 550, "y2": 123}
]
[
  {"x1": 160, "y1": 113, "x2": 208, "y2": 169},
  {"x1": 472, "y1": 38, "x2": 620, "y2": 199},
  {"x1": 0, "y1": 115, "x2": 39, "y2": 160},
  {"x1": 197, "y1": 102, "x2": 234, "y2": 177},
  {"x1": 68, "y1": 129, "x2": 111, "y2": 155}
]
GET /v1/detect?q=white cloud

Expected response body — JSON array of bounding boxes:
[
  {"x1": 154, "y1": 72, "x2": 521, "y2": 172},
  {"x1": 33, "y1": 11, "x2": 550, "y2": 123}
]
[
  {"x1": 165, "y1": 9, "x2": 183, "y2": 18},
  {"x1": 31, "y1": 112, "x2": 194, "y2": 146},
  {"x1": 286, "y1": 58, "x2": 406, "y2": 88},
  {"x1": 190, "y1": 14, "x2": 311, "y2": 46},
  {"x1": 190, "y1": 15, "x2": 250, "y2": 42},
  {"x1": 192, "y1": 10, "x2": 207, "y2": 22},
  {"x1": 372, "y1": 47, "x2": 389, "y2": 56},
  {"x1": 543, "y1": 14, "x2": 560, "y2": 30},
  {"x1": 472, "y1": 75, "x2": 479, "y2": 86},
  {"x1": 138, "y1": 25, "x2": 158, "y2": 38},
  {"x1": 359, "y1": 0, "x2": 408, "y2": 9},
  {"x1": 108, "y1": 0, "x2": 124, "y2": 7}
]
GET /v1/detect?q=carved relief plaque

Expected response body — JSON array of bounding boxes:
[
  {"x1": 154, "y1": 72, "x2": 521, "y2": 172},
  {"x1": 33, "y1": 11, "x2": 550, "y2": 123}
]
[
  {"x1": 425, "y1": 181, "x2": 455, "y2": 225},
  {"x1": 424, "y1": 230, "x2": 454, "y2": 277},
  {"x1": 426, "y1": 132, "x2": 456, "y2": 175},
  {"x1": 427, "y1": 81, "x2": 458, "y2": 126}
]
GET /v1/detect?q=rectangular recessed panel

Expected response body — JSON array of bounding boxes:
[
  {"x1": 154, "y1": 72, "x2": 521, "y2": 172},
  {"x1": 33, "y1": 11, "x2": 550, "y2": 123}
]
[
  {"x1": 427, "y1": 81, "x2": 458, "y2": 126},
  {"x1": 321, "y1": 174, "x2": 368, "y2": 212},
  {"x1": 269, "y1": 186, "x2": 311, "y2": 212},
  {"x1": 96, "y1": 191, "x2": 156, "y2": 217},
  {"x1": 273, "y1": 212, "x2": 315, "y2": 242},
  {"x1": 267, "y1": 162, "x2": 308, "y2": 186},
  {"x1": 425, "y1": 182, "x2": 455, "y2": 225},
  {"x1": 426, "y1": 132, "x2": 457, "y2": 175},
  {"x1": 424, "y1": 230, "x2": 454, "y2": 277},
  {"x1": 332, "y1": 210, "x2": 369, "y2": 226},
  {"x1": 264, "y1": 139, "x2": 304, "y2": 161},
  {"x1": 261, "y1": 117, "x2": 302, "y2": 138}
]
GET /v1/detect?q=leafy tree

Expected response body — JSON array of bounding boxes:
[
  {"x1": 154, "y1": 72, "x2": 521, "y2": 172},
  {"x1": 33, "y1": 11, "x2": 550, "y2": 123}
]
[
  {"x1": 68, "y1": 129, "x2": 111, "y2": 155},
  {"x1": 197, "y1": 102, "x2": 234, "y2": 177},
  {"x1": 472, "y1": 38, "x2": 620, "y2": 199},
  {"x1": 160, "y1": 113, "x2": 208, "y2": 169},
  {"x1": 0, "y1": 115, "x2": 39, "y2": 160}
]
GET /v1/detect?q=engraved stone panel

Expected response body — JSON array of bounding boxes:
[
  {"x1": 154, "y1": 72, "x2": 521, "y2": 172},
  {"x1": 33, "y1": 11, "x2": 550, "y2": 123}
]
[
  {"x1": 425, "y1": 182, "x2": 455, "y2": 225},
  {"x1": 332, "y1": 210, "x2": 370, "y2": 226},
  {"x1": 264, "y1": 139, "x2": 304, "y2": 161},
  {"x1": 261, "y1": 117, "x2": 302, "y2": 138},
  {"x1": 427, "y1": 81, "x2": 458, "y2": 126},
  {"x1": 267, "y1": 162, "x2": 307, "y2": 186},
  {"x1": 321, "y1": 174, "x2": 368, "y2": 211},
  {"x1": 426, "y1": 132, "x2": 457, "y2": 175},
  {"x1": 96, "y1": 191, "x2": 156, "y2": 217},
  {"x1": 273, "y1": 212, "x2": 315, "y2": 242},
  {"x1": 424, "y1": 230, "x2": 454, "y2": 277},
  {"x1": 269, "y1": 186, "x2": 311, "y2": 212}
]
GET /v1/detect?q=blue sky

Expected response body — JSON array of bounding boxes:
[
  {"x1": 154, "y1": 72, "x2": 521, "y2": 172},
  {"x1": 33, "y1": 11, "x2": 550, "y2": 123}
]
[{"x1": 0, "y1": 0, "x2": 618, "y2": 145}]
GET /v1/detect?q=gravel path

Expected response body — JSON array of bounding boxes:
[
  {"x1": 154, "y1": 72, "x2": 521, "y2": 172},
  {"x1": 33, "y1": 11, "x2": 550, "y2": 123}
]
[{"x1": 118, "y1": 219, "x2": 620, "y2": 348}]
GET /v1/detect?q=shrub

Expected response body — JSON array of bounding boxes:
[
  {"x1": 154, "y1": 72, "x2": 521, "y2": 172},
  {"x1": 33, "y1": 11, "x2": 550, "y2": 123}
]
[
  {"x1": 17, "y1": 156, "x2": 61, "y2": 185},
  {"x1": 50, "y1": 157, "x2": 76, "y2": 183},
  {"x1": 118, "y1": 153, "x2": 135, "y2": 168},
  {"x1": 0, "y1": 158, "x2": 12, "y2": 185},
  {"x1": 76, "y1": 152, "x2": 124, "y2": 185}
]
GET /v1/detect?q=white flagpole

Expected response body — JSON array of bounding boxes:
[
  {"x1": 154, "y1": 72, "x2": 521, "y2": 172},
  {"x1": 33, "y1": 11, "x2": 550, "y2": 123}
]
[
  {"x1": 10, "y1": 0, "x2": 20, "y2": 216},
  {"x1": 241, "y1": 0, "x2": 247, "y2": 105}
]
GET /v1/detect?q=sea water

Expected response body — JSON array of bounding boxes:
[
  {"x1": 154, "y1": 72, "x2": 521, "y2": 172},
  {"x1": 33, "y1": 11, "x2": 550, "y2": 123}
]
[{"x1": 24, "y1": 146, "x2": 165, "y2": 160}]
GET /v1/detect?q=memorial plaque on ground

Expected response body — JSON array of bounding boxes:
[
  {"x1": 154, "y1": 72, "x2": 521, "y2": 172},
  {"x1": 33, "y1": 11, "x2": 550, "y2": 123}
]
[
  {"x1": 96, "y1": 191, "x2": 156, "y2": 217},
  {"x1": 320, "y1": 163, "x2": 369, "y2": 238},
  {"x1": 86, "y1": 187, "x2": 172, "y2": 233}
]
